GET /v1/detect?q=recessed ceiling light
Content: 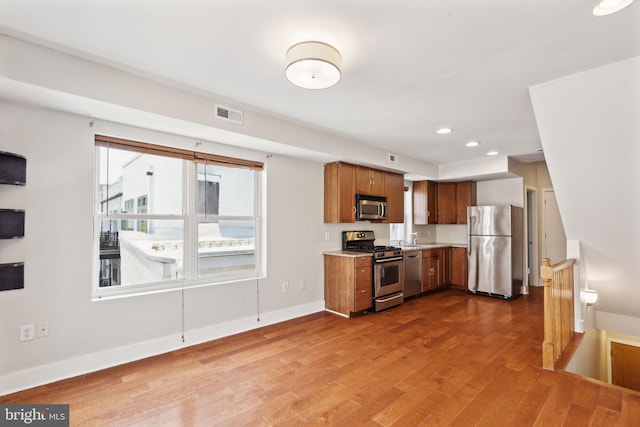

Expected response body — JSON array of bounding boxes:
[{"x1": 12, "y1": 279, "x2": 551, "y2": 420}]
[
  {"x1": 436, "y1": 127, "x2": 453, "y2": 134},
  {"x1": 593, "y1": 0, "x2": 636, "y2": 16},
  {"x1": 486, "y1": 151, "x2": 499, "y2": 156},
  {"x1": 466, "y1": 141, "x2": 480, "y2": 147}
]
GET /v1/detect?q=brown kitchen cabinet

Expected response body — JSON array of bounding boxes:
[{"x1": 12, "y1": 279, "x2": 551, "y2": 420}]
[
  {"x1": 421, "y1": 248, "x2": 444, "y2": 291},
  {"x1": 325, "y1": 161, "x2": 404, "y2": 223},
  {"x1": 324, "y1": 162, "x2": 356, "y2": 223},
  {"x1": 437, "y1": 182, "x2": 457, "y2": 224},
  {"x1": 442, "y1": 247, "x2": 451, "y2": 286},
  {"x1": 324, "y1": 254, "x2": 372, "y2": 316},
  {"x1": 433, "y1": 181, "x2": 477, "y2": 224},
  {"x1": 355, "y1": 166, "x2": 385, "y2": 196},
  {"x1": 455, "y1": 181, "x2": 477, "y2": 224},
  {"x1": 450, "y1": 247, "x2": 468, "y2": 290},
  {"x1": 383, "y1": 171, "x2": 404, "y2": 223},
  {"x1": 413, "y1": 180, "x2": 438, "y2": 224}
]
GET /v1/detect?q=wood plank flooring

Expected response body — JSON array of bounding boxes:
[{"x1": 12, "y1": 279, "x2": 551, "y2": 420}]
[{"x1": 2, "y1": 288, "x2": 639, "y2": 426}]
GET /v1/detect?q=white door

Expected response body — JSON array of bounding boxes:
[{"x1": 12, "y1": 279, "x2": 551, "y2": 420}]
[{"x1": 543, "y1": 190, "x2": 566, "y2": 264}]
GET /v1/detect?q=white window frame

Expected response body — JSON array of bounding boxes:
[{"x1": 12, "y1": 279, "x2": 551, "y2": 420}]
[{"x1": 92, "y1": 137, "x2": 264, "y2": 300}]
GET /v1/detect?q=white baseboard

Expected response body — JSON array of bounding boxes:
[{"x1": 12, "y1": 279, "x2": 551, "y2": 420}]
[{"x1": 0, "y1": 300, "x2": 325, "y2": 396}]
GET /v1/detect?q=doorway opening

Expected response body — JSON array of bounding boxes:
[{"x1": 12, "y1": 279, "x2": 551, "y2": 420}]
[{"x1": 526, "y1": 187, "x2": 539, "y2": 288}]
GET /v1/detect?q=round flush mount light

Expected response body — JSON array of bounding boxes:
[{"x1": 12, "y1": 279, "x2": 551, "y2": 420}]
[
  {"x1": 285, "y1": 41, "x2": 341, "y2": 89},
  {"x1": 486, "y1": 150, "x2": 499, "y2": 156},
  {"x1": 436, "y1": 127, "x2": 453, "y2": 134},
  {"x1": 593, "y1": 0, "x2": 636, "y2": 15},
  {"x1": 466, "y1": 141, "x2": 480, "y2": 147}
]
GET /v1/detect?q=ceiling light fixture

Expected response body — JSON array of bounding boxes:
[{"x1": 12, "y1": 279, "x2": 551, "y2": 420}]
[
  {"x1": 486, "y1": 151, "x2": 499, "y2": 156},
  {"x1": 466, "y1": 141, "x2": 480, "y2": 147},
  {"x1": 285, "y1": 41, "x2": 341, "y2": 89},
  {"x1": 436, "y1": 127, "x2": 453, "y2": 134},
  {"x1": 593, "y1": 0, "x2": 636, "y2": 15}
]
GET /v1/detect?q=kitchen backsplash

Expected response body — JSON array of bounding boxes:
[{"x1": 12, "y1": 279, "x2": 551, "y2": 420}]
[{"x1": 413, "y1": 224, "x2": 467, "y2": 245}]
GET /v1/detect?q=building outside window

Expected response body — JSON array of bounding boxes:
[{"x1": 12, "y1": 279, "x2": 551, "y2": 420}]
[{"x1": 94, "y1": 135, "x2": 263, "y2": 299}]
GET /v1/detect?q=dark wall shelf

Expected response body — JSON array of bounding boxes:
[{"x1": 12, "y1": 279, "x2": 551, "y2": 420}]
[
  {"x1": 0, "y1": 262, "x2": 24, "y2": 291},
  {"x1": 0, "y1": 209, "x2": 25, "y2": 239},
  {"x1": 0, "y1": 151, "x2": 26, "y2": 185},
  {"x1": 1, "y1": 151, "x2": 27, "y2": 292}
]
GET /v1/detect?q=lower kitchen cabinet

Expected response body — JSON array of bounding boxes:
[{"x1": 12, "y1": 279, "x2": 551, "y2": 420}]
[
  {"x1": 324, "y1": 254, "x2": 372, "y2": 316},
  {"x1": 421, "y1": 249, "x2": 444, "y2": 291},
  {"x1": 450, "y1": 247, "x2": 468, "y2": 290}
]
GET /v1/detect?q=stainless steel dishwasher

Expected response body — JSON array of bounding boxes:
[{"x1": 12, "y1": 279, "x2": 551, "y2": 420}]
[{"x1": 403, "y1": 250, "x2": 422, "y2": 297}]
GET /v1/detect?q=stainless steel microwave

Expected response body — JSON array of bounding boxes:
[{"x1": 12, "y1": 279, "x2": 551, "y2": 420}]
[{"x1": 356, "y1": 194, "x2": 387, "y2": 221}]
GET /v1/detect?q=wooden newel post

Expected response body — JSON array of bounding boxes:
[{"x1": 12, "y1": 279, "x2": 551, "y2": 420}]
[{"x1": 541, "y1": 258, "x2": 555, "y2": 370}]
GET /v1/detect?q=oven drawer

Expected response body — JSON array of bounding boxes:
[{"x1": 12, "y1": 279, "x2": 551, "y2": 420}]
[{"x1": 375, "y1": 292, "x2": 404, "y2": 312}]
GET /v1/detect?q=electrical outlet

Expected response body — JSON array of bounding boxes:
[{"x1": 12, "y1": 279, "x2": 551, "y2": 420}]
[
  {"x1": 37, "y1": 321, "x2": 50, "y2": 338},
  {"x1": 299, "y1": 280, "x2": 306, "y2": 290},
  {"x1": 20, "y1": 324, "x2": 34, "y2": 342},
  {"x1": 427, "y1": 231, "x2": 431, "y2": 237},
  {"x1": 324, "y1": 231, "x2": 331, "y2": 241},
  {"x1": 282, "y1": 282, "x2": 289, "y2": 293},
  {"x1": 448, "y1": 231, "x2": 454, "y2": 237}
]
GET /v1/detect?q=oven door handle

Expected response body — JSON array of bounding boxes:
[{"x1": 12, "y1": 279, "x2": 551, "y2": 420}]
[
  {"x1": 375, "y1": 256, "x2": 403, "y2": 263},
  {"x1": 376, "y1": 293, "x2": 403, "y2": 303}
]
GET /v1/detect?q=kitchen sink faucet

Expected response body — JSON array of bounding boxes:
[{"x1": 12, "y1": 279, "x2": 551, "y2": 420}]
[{"x1": 410, "y1": 232, "x2": 418, "y2": 245}]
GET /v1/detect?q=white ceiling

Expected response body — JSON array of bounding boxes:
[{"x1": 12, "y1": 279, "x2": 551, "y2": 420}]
[{"x1": 0, "y1": 0, "x2": 638, "y2": 166}]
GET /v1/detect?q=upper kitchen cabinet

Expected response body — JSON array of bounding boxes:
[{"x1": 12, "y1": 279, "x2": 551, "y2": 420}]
[
  {"x1": 324, "y1": 162, "x2": 404, "y2": 223},
  {"x1": 413, "y1": 180, "x2": 438, "y2": 225},
  {"x1": 437, "y1": 182, "x2": 457, "y2": 224},
  {"x1": 324, "y1": 162, "x2": 356, "y2": 223},
  {"x1": 383, "y1": 172, "x2": 404, "y2": 224},
  {"x1": 414, "y1": 180, "x2": 476, "y2": 224},
  {"x1": 355, "y1": 166, "x2": 385, "y2": 196},
  {"x1": 455, "y1": 181, "x2": 477, "y2": 224}
]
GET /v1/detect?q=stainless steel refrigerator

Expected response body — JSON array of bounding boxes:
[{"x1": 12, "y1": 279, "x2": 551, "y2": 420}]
[{"x1": 467, "y1": 205, "x2": 523, "y2": 299}]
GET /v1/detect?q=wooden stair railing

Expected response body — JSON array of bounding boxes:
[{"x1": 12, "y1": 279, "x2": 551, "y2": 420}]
[{"x1": 541, "y1": 257, "x2": 577, "y2": 370}]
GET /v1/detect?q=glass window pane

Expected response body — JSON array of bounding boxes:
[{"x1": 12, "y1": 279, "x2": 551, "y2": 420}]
[
  {"x1": 98, "y1": 146, "x2": 183, "y2": 215},
  {"x1": 99, "y1": 218, "x2": 184, "y2": 287},
  {"x1": 197, "y1": 220, "x2": 255, "y2": 277},
  {"x1": 197, "y1": 164, "x2": 254, "y2": 216}
]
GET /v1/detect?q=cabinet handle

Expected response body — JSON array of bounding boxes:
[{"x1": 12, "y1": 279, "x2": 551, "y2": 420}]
[
  {"x1": 360, "y1": 289, "x2": 367, "y2": 293},
  {"x1": 430, "y1": 268, "x2": 436, "y2": 276}
]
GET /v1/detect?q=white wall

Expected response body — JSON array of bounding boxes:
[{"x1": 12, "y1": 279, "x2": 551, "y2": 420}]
[
  {"x1": 476, "y1": 177, "x2": 523, "y2": 207},
  {"x1": 0, "y1": 102, "x2": 335, "y2": 394},
  {"x1": 529, "y1": 56, "x2": 640, "y2": 323}
]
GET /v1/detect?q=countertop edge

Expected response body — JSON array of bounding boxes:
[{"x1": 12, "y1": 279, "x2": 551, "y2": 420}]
[{"x1": 324, "y1": 244, "x2": 467, "y2": 257}]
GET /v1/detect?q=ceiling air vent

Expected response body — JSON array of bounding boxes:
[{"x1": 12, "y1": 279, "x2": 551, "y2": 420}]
[
  {"x1": 388, "y1": 153, "x2": 400, "y2": 164},
  {"x1": 214, "y1": 104, "x2": 243, "y2": 125}
]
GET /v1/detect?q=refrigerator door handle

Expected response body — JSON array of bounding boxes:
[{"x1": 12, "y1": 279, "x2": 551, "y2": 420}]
[{"x1": 468, "y1": 218, "x2": 472, "y2": 255}]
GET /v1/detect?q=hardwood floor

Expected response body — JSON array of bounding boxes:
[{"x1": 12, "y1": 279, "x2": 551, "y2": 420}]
[{"x1": 2, "y1": 288, "x2": 639, "y2": 426}]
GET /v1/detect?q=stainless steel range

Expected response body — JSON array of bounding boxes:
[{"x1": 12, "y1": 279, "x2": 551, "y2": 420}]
[{"x1": 342, "y1": 231, "x2": 404, "y2": 312}]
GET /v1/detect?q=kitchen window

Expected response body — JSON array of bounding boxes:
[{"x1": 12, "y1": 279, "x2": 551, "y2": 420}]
[{"x1": 94, "y1": 135, "x2": 263, "y2": 299}]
